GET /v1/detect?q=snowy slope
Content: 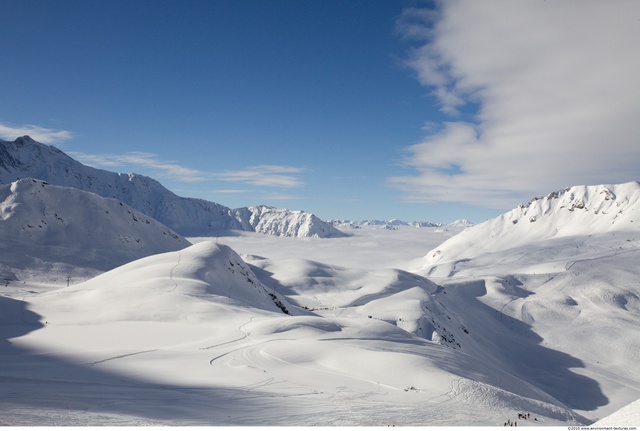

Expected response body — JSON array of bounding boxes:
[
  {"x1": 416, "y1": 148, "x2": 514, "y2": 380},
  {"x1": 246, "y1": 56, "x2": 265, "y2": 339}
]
[
  {"x1": 594, "y1": 398, "x2": 640, "y2": 426},
  {"x1": 244, "y1": 253, "x2": 614, "y2": 421},
  {"x1": 212, "y1": 225, "x2": 639, "y2": 424},
  {"x1": 0, "y1": 178, "x2": 189, "y2": 281},
  {"x1": 0, "y1": 136, "x2": 344, "y2": 238},
  {"x1": 28, "y1": 241, "x2": 292, "y2": 321},
  {"x1": 2, "y1": 241, "x2": 584, "y2": 426},
  {"x1": 410, "y1": 182, "x2": 640, "y2": 421},
  {"x1": 419, "y1": 182, "x2": 640, "y2": 276}
]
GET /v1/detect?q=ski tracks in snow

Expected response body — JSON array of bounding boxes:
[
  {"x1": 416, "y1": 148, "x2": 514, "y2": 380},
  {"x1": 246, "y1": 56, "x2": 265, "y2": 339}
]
[
  {"x1": 83, "y1": 349, "x2": 159, "y2": 367},
  {"x1": 564, "y1": 246, "x2": 640, "y2": 271},
  {"x1": 201, "y1": 316, "x2": 256, "y2": 352},
  {"x1": 204, "y1": 318, "x2": 395, "y2": 403},
  {"x1": 166, "y1": 251, "x2": 181, "y2": 292}
]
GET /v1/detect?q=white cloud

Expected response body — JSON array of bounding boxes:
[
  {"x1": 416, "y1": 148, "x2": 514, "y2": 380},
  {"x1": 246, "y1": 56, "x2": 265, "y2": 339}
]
[
  {"x1": 262, "y1": 193, "x2": 303, "y2": 201},
  {"x1": 392, "y1": 0, "x2": 640, "y2": 209},
  {"x1": 213, "y1": 189, "x2": 253, "y2": 194},
  {"x1": 71, "y1": 152, "x2": 307, "y2": 189},
  {"x1": 215, "y1": 165, "x2": 306, "y2": 188},
  {"x1": 69, "y1": 151, "x2": 209, "y2": 182},
  {"x1": 0, "y1": 122, "x2": 73, "y2": 144}
]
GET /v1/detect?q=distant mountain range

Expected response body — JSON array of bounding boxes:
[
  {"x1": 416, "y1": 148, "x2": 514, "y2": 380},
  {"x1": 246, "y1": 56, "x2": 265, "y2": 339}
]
[
  {"x1": 0, "y1": 136, "x2": 345, "y2": 238},
  {"x1": 330, "y1": 218, "x2": 473, "y2": 229}
]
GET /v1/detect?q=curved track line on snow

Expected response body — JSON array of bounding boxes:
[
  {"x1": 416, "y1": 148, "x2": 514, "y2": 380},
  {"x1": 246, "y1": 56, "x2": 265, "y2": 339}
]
[
  {"x1": 84, "y1": 349, "x2": 159, "y2": 367},
  {"x1": 200, "y1": 316, "x2": 257, "y2": 351},
  {"x1": 166, "y1": 251, "x2": 181, "y2": 292},
  {"x1": 564, "y1": 246, "x2": 640, "y2": 271}
]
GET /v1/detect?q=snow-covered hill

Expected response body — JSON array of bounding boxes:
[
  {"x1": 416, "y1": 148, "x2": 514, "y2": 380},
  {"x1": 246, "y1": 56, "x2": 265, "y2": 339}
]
[
  {"x1": 30, "y1": 241, "x2": 292, "y2": 321},
  {"x1": 2, "y1": 240, "x2": 584, "y2": 426},
  {"x1": 0, "y1": 178, "x2": 189, "y2": 281},
  {"x1": 0, "y1": 136, "x2": 345, "y2": 238}
]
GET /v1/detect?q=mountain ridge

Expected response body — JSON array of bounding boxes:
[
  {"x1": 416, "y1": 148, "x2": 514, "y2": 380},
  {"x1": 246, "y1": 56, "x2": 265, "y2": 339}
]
[
  {"x1": 0, "y1": 136, "x2": 345, "y2": 238},
  {"x1": 419, "y1": 181, "x2": 640, "y2": 275}
]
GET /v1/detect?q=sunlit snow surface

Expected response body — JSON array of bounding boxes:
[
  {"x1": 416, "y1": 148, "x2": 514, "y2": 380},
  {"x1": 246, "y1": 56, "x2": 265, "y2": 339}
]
[{"x1": 1, "y1": 222, "x2": 639, "y2": 426}]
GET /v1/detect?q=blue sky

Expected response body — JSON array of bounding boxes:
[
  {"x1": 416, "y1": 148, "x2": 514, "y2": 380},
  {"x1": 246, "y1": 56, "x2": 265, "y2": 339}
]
[{"x1": 2, "y1": 0, "x2": 639, "y2": 223}]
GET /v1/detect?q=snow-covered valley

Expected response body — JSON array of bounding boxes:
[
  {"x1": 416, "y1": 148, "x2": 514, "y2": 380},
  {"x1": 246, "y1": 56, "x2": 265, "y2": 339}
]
[{"x1": 1, "y1": 138, "x2": 639, "y2": 426}]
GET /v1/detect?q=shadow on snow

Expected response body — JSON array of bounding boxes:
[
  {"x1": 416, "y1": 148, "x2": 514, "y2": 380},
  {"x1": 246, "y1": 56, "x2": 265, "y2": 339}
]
[
  {"x1": 0, "y1": 296, "x2": 315, "y2": 425},
  {"x1": 437, "y1": 278, "x2": 608, "y2": 412}
]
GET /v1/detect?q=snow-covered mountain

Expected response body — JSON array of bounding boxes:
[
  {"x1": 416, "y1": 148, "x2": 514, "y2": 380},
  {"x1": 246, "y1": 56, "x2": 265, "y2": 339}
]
[
  {"x1": 231, "y1": 205, "x2": 343, "y2": 238},
  {"x1": 448, "y1": 218, "x2": 473, "y2": 227},
  {"x1": 0, "y1": 178, "x2": 189, "y2": 281},
  {"x1": 419, "y1": 182, "x2": 640, "y2": 276},
  {"x1": 0, "y1": 136, "x2": 345, "y2": 238},
  {"x1": 408, "y1": 182, "x2": 640, "y2": 422},
  {"x1": 359, "y1": 218, "x2": 439, "y2": 227}
]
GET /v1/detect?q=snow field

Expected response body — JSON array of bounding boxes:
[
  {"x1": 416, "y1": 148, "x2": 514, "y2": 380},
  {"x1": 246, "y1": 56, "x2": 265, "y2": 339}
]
[
  {"x1": 0, "y1": 229, "x2": 584, "y2": 425},
  {"x1": 2, "y1": 202, "x2": 640, "y2": 425}
]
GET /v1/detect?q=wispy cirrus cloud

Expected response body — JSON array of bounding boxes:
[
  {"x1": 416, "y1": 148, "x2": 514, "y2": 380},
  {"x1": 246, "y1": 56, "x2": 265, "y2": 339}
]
[
  {"x1": 391, "y1": 1, "x2": 640, "y2": 209},
  {"x1": 70, "y1": 151, "x2": 307, "y2": 189},
  {"x1": 0, "y1": 122, "x2": 73, "y2": 144},
  {"x1": 213, "y1": 189, "x2": 253, "y2": 194},
  {"x1": 69, "y1": 151, "x2": 210, "y2": 182},
  {"x1": 261, "y1": 193, "x2": 303, "y2": 200},
  {"x1": 215, "y1": 165, "x2": 306, "y2": 188}
]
